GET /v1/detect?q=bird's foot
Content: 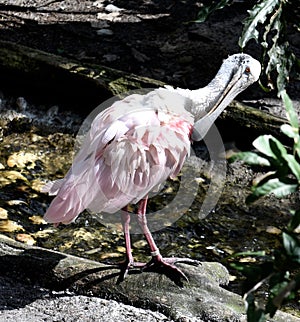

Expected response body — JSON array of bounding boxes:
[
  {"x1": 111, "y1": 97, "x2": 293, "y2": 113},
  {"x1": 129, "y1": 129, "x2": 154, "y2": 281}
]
[
  {"x1": 116, "y1": 259, "x2": 145, "y2": 284},
  {"x1": 142, "y1": 254, "x2": 200, "y2": 286}
]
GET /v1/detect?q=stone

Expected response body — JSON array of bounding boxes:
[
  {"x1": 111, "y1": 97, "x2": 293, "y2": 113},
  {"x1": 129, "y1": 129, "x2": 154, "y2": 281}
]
[{"x1": 0, "y1": 234, "x2": 298, "y2": 321}]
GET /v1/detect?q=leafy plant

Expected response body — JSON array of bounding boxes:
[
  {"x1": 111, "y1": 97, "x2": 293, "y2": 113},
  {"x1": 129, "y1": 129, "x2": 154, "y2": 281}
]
[
  {"x1": 196, "y1": 1, "x2": 300, "y2": 319},
  {"x1": 230, "y1": 90, "x2": 300, "y2": 203},
  {"x1": 194, "y1": 0, "x2": 233, "y2": 23},
  {"x1": 196, "y1": 0, "x2": 300, "y2": 94},
  {"x1": 229, "y1": 91, "x2": 300, "y2": 320}
]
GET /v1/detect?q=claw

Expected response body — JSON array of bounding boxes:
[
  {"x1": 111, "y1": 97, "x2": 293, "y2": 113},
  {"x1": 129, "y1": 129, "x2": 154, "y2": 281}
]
[
  {"x1": 116, "y1": 260, "x2": 132, "y2": 284},
  {"x1": 142, "y1": 256, "x2": 200, "y2": 286},
  {"x1": 116, "y1": 260, "x2": 145, "y2": 284}
]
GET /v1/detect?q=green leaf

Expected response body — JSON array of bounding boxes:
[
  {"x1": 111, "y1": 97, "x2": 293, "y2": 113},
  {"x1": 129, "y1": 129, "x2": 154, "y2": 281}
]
[
  {"x1": 257, "y1": 179, "x2": 298, "y2": 198},
  {"x1": 239, "y1": 0, "x2": 280, "y2": 48},
  {"x1": 281, "y1": 124, "x2": 298, "y2": 140},
  {"x1": 280, "y1": 90, "x2": 299, "y2": 130},
  {"x1": 264, "y1": 12, "x2": 285, "y2": 92},
  {"x1": 288, "y1": 209, "x2": 300, "y2": 231},
  {"x1": 277, "y1": 46, "x2": 294, "y2": 94},
  {"x1": 269, "y1": 137, "x2": 288, "y2": 162},
  {"x1": 245, "y1": 293, "x2": 266, "y2": 322},
  {"x1": 229, "y1": 151, "x2": 270, "y2": 166},
  {"x1": 194, "y1": 0, "x2": 232, "y2": 23},
  {"x1": 266, "y1": 275, "x2": 289, "y2": 317},
  {"x1": 266, "y1": 290, "x2": 285, "y2": 317},
  {"x1": 272, "y1": 278, "x2": 299, "y2": 311},
  {"x1": 247, "y1": 178, "x2": 298, "y2": 203},
  {"x1": 252, "y1": 171, "x2": 277, "y2": 187},
  {"x1": 252, "y1": 135, "x2": 277, "y2": 158},
  {"x1": 271, "y1": 43, "x2": 290, "y2": 93},
  {"x1": 252, "y1": 135, "x2": 288, "y2": 165},
  {"x1": 258, "y1": 79, "x2": 272, "y2": 93},
  {"x1": 258, "y1": 2, "x2": 293, "y2": 93},
  {"x1": 295, "y1": 140, "x2": 300, "y2": 160},
  {"x1": 283, "y1": 232, "x2": 300, "y2": 263},
  {"x1": 279, "y1": 92, "x2": 300, "y2": 158},
  {"x1": 262, "y1": 1, "x2": 282, "y2": 52},
  {"x1": 230, "y1": 262, "x2": 274, "y2": 286},
  {"x1": 283, "y1": 154, "x2": 300, "y2": 182},
  {"x1": 232, "y1": 250, "x2": 266, "y2": 258}
]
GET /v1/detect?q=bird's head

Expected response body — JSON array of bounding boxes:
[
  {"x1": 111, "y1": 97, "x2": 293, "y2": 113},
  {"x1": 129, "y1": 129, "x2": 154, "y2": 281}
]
[
  {"x1": 192, "y1": 53, "x2": 261, "y2": 141},
  {"x1": 220, "y1": 53, "x2": 261, "y2": 89},
  {"x1": 207, "y1": 53, "x2": 261, "y2": 113}
]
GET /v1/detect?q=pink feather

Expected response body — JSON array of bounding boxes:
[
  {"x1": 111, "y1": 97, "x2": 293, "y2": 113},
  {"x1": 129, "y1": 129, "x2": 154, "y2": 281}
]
[{"x1": 43, "y1": 89, "x2": 194, "y2": 224}]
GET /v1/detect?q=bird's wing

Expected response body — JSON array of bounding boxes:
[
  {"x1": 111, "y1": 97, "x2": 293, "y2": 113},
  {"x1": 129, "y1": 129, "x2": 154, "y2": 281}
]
[{"x1": 44, "y1": 89, "x2": 194, "y2": 224}]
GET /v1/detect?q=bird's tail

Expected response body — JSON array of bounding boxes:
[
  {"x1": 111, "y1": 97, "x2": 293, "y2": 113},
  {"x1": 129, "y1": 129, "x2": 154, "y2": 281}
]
[
  {"x1": 43, "y1": 192, "x2": 84, "y2": 225},
  {"x1": 42, "y1": 176, "x2": 85, "y2": 225}
]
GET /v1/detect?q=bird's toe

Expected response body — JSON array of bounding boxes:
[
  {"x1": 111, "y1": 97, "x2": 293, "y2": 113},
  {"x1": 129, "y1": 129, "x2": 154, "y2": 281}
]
[
  {"x1": 142, "y1": 256, "x2": 199, "y2": 286},
  {"x1": 116, "y1": 260, "x2": 145, "y2": 284}
]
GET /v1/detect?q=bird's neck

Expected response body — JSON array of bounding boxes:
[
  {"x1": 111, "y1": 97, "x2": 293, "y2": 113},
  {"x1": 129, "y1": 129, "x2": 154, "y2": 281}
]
[{"x1": 187, "y1": 68, "x2": 233, "y2": 122}]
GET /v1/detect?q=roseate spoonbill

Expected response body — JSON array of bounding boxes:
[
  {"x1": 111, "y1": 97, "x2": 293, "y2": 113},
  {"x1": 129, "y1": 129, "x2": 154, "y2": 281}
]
[{"x1": 43, "y1": 54, "x2": 261, "y2": 285}]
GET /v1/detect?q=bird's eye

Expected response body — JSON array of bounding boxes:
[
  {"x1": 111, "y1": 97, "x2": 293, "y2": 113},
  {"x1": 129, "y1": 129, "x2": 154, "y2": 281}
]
[{"x1": 245, "y1": 67, "x2": 251, "y2": 73}]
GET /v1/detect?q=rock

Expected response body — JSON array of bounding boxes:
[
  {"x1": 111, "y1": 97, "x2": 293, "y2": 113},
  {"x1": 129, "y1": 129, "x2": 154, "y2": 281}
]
[
  {"x1": 0, "y1": 277, "x2": 171, "y2": 321},
  {"x1": 92, "y1": 0, "x2": 105, "y2": 9},
  {"x1": 105, "y1": 4, "x2": 124, "y2": 13},
  {"x1": 0, "y1": 208, "x2": 8, "y2": 220},
  {"x1": 0, "y1": 234, "x2": 298, "y2": 321},
  {"x1": 95, "y1": 28, "x2": 114, "y2": 36},
  {"x1": 0, "y1": 220, "x2": 24, "y2": 233},
  {"x1": 7, "y1": 152, "x2": 38, "y2": 169}
]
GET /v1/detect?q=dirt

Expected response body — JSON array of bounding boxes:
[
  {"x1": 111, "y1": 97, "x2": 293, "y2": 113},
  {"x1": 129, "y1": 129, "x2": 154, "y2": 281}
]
[
  {"x1": 0, "y1": 0, "x2": 298, "y2": 99},
  {"x1": 0, "y1": 1, "x2": 242, "y2": 88}
]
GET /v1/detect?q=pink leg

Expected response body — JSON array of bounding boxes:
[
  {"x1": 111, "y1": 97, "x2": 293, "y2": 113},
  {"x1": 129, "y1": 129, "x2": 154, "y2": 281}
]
[
  {"x1": 136, "y1": 197, "x2": 161, "y2": 258},
  {"x1": 117, "y1": 206, "x2": 144, "y2": 283},
  {"x1": 121, "y1": 208, "x2": 134, "y2": 265},
  {"x1": 136, "y1": 197, "x2": 200, "y2": 286}
]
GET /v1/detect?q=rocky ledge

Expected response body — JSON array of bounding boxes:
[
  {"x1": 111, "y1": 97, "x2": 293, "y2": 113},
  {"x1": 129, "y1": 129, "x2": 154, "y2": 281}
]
[{"x1": 0, "y1": 234, "x2": 299, "y2": 322}]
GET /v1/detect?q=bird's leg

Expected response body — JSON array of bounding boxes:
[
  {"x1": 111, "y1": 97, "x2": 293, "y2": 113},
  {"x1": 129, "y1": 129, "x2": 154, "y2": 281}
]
[
  {"x1": 136, "y1": 197, "x2": 161, "y2": 260},
  {"x1": 117, "y1": 207, "x2": 144, "y2": 283},
  {"x1": 117, "y1": 208, "x2": 134, "y2": 283},
  {"x1": 136, "y1": 197, "x2": 200, "y2": 285},
  {"x1": 121, "y1": 208, "x2": 134, "y2": 264}
]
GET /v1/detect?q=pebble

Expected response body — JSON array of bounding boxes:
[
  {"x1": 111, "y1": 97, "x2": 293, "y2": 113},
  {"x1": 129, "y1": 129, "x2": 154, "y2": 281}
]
[
  {"x1": 105, "y1": 4, "x2": 124, "y2": 13},
  {"x1": 0, "y1": 171, "x2": 28, "y2": 187},
  {"x1": 29, "y1": 215, "x2": 47, "y2": 225},
  {"x1": 266, "y1": 226, "x2": 282, "y2": 235},
  {"x1": 93, "y1": 0, "x2": 104, "y2": 9},
  {"x1": 96, "y1": 28, "x2": 114, "y2": 36},
  {"x1": 6, "y1": 200, "x2": 27, "y2": 206},
  {"x1": 16, "y1": 97, "x2": 28, "y2": 112},
  {"x1": 16, "y1": 233, "x2": 36, "y2": 245},
  {"x1": 7, "y1": 152, "x2": 38, "y2": 169},
  {"x1": 103, "y1": 54, "x2": 118, "y2": 62},
  {"x1": 0, "y1": 220, "x2": 24, "y2": 233},
  {"x1": 0, "y1": 208, "x2": 8, "y2": 220}
]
